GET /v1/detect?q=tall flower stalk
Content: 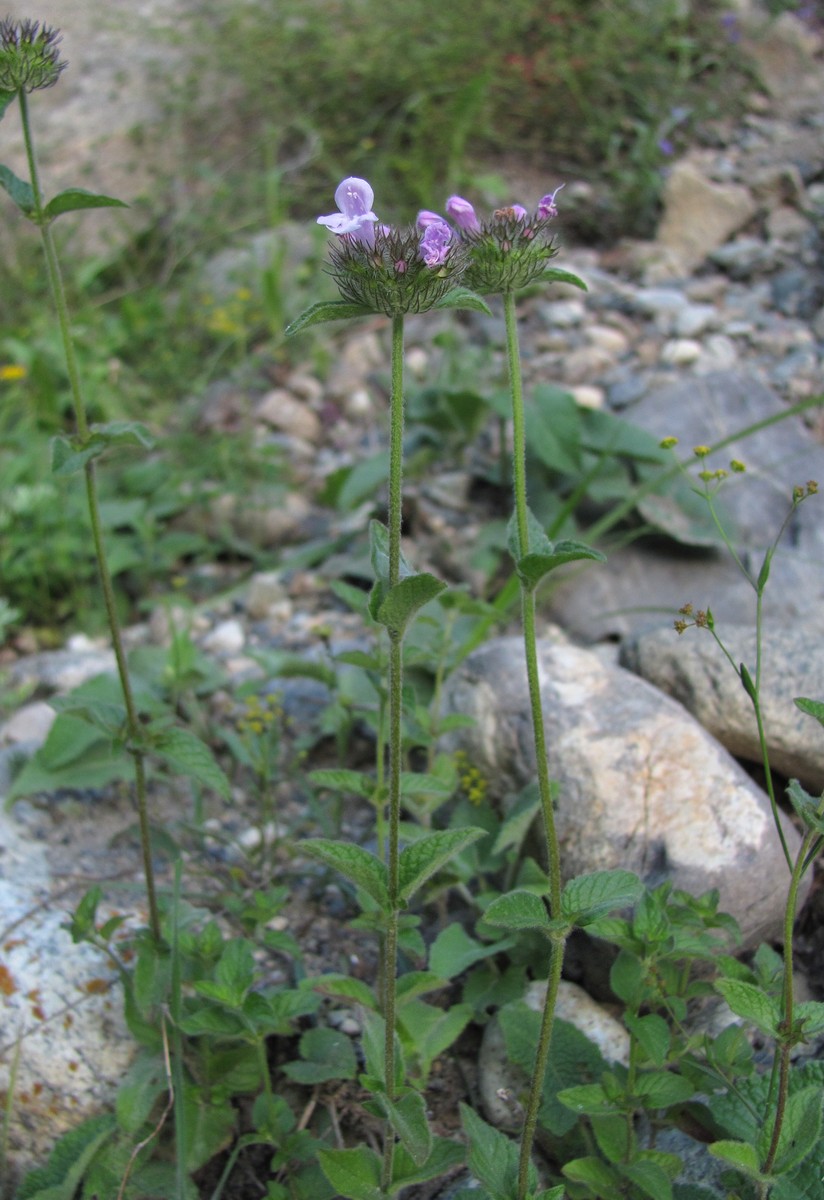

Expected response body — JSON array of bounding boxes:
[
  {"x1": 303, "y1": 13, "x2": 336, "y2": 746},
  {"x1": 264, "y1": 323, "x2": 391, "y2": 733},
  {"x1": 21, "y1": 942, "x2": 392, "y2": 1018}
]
[
  {"x1": 290, "y1": 178, "x2": 488, "y2": 1197},
  {"x1": 431, "y1": 191, "x2": 599, "y2": 1197},
  {"x1": 0, "y1": 21, "x2": 162, "y2": 942}
]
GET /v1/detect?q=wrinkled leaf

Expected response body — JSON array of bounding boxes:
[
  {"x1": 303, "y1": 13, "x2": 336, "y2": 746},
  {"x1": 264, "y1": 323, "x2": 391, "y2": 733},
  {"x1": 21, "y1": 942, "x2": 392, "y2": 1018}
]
[
  {"x1": 398, "y1": 827, "x2": 486, "y2": 902},
  {"x1": 43, "y1": 187, "x2": 128, "y2": 220},
  {"x1": 286, "y1": 300, "x2": 375, "y2": 336},
  {"x1": 302, "y1": 839, "x2": 389, "y2": 910},
  {"x1": 0, "y1": 162, "x2": 35, "y2": 216}
]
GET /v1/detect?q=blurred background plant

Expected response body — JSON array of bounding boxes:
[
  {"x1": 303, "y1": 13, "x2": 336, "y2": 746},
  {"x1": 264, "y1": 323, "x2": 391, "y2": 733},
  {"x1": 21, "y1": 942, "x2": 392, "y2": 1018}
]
[{"x1": 0, "y1": 0, "x2": 761, "y2": 638}]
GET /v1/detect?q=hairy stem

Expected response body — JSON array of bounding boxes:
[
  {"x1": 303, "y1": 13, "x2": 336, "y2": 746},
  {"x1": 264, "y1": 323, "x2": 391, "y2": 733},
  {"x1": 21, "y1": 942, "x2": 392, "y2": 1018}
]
[
  {"x1": 503, "y1": 290, "x2": 563, "y2": 1198},
  {"x1": 18, "y1": 89, "x2": 161, "y2": 943},
  {"x1": 381, "y1": 313, "x2": 406, "y2": 1193}
]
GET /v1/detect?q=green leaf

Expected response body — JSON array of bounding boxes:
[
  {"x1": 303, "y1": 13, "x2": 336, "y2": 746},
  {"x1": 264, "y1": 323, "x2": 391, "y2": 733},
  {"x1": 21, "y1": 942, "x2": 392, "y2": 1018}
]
[
  {"x1": 433, "y1": 286, "x2": 492, "y2": 314},
  {"x1": 517, "y1": 539, "x2": 606, "y2": 590},
  {"x1": 51, "y1": 421, "x2": 155, "y2": 476},
  {"x1": 396, "y1": 971, "x2": 448, "y2": 1003},
  {"x1": 399, "y1": 771, "x2": 454, "y2": 797},
  {"x1": 381, "y1": 1090, "x2": 432, "y2": 1166},
  {"x1": 377, "y1": 572, "x2": 448, "y2": 637},
  {"x1": 286, "y1": 300, "x2": 375, "y2": 336},
  {"x1": 42, "y1": 188, "x2": 128, "y2": 219},
  {"x1": 15, "y1": 1113, "x2": 116, "y2": 1200},
  {"x1": 770, "y1": 1085, "x2": 822, "y2": 1175},
  {"x1": 795, "y1": 696, "x2": 824, "y2": 729},
  {"x1": 610, "y1": 949, "x2": 645, "y2": 1007},
  {"x1": 215, "y1": 937, "x2": 255, "y2": 997},
  {"x1": 708, "y1": 1139, "x2": 765, "y2": 1180},
  {"x1": 561, "y1": 869, "x2": 643, "y2": 926},
  {"x1": 622, "y1": 1157, "x2": 675, "y2": 1200},
  {"x1": 301, "y1": 839, "x2": 390, "y2": 910},
  {"x1": 429, "y1": 923, "x2": 515, "y2": 979},
  {"x1": 398, "y1": 999, "x2": 472, "y2": 1080},
  {"x1": 0, "y1": 162, "x2": 36, "y2": 216},
  {"x1": 557, "y1": 1082, "x2": 622, "y2": 1116},
  {"x1": 311, "y1": 972, "x2": 377, "y2": 1010},
  {"x1": 0, "y1": 91, "x2": 16, "y2": 121},
  {"x1": 390, "y1": 1137, "x2": 466, "y2": 1193},
  {"x1": 282, "y1": 1026, "x2": 358, "y2": 1084},
  {"x1": 484, "y1": 889, "x2": 551, "y2": 932},
  {"x1": 591, "y1": 1113, "x2": 633, "y2": 1164},
  {"x1": 634, "y1": 1071, "x2": 694, "y2": 1109},
  {"x1": 309, "y1": 768, "x2": 376, "y2": 798},
  {"x1": 624, "y1": 1013, "x2": 670, "y2": 1066},
  {"x1": 151, "y1": 725, "x2": 231, "y2": 799},
  {"x1": 460, "y1": 1103, "x2": 525, "y2": 1199},
  {"x1": 715, "y1": 979, "x2": 781, "y2": 1038},
  {"x1": 563, "y1": 1155, "x2": 621, "y2": 1191},
  {"x1": 795, "y1": 1000, "x2": 824, "y2": 1037},
  {"x1": 49, "y1": 693, "x2": 125, "y2": 735},
  {"x1": 181, "y1": 1084, "x2": 236, "y2": 1172},
  {"x1": 115, "y1": 1051, "x2": 167, "y2": 1134},
  {"x1": 785, "y1": 780, "x2": 824, "y2": 836},
  {"x1": 539, "y1": 267, "x2": 588, "y2": 291},
  {"x1": 398, "y1": 827, "x2": 486, "y2": 902}
]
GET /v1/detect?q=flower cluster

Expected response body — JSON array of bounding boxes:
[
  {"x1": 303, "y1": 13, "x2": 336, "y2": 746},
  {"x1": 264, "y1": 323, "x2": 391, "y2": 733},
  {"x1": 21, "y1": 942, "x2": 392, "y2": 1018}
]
[
  {"x1": 0, "y1": 18, "x2": 66, "y2": 93},
  {"x1": 318, "y1": 177, "x2": 466, "y2": 317},
  {"x1": 419, "y1": 187, "x2": 563, "y2": 295}
]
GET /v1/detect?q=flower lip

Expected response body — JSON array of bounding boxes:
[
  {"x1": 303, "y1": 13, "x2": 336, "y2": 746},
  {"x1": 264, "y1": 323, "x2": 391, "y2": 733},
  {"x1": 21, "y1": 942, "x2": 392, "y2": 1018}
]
[
  {"x1": 318, "y1": 176, "x2": 379, "y2": 236},
  {"x1": 446, "y1": 195, "x2": 481, "y2": 234}
]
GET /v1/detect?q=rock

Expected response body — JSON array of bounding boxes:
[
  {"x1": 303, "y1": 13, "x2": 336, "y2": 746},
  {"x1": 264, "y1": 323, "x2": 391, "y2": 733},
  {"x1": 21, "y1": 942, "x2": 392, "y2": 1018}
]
[
  {"x1": 549, "y1": 371, "x2": 824, "y2": 641},
  {"x1": 0, "y1": 807, "x2": 132, "y2": 1185},
  {"x1": 201, "y1": 619, "x2": 245, "y2": 656},
  {"x1": 739, "y1": 11, "x2": 824, "y2": 115},
  {"x1": 0, "y1": 0, "x2": 198, "y2": 259},
  {"x1": 0, "y1": 702, "x2": 56, "y2": 747},
  {"x1": 441, "y1": 637, "x2": 806, "y2": 948},
  {"x1": 621, "y1": 624, "x2": 824, "y2": 793},
  {"x1": 479, "y1": 979, "x2": 629, "y2": 1131},
  {"x1": 254, "y1": 388, "x2": 322, "y2": 444},
  {"x1": 655, "y1": 159, "x2": 757, "y2": 275},
  {"x1": 245, "y1": 571, "x2": 289, "y2": 620},
  {"x1": 7, "y1": 643, "x2": 116, "y2": 695},
  {"x1": 661, "y1": 338, "x2": 702, "y2": 366}
]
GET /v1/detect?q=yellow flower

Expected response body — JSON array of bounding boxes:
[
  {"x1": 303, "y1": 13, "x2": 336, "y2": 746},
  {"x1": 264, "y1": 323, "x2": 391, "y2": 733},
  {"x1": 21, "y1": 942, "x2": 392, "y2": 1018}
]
[{"x1": 0, "y1": 364, "x2": 27, "y2": 382}]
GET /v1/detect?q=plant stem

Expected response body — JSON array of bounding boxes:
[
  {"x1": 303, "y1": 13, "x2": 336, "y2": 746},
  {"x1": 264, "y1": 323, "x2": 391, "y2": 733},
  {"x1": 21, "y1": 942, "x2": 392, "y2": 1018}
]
[
  {"x1": 503, "y1": 290, "x2": 564, "y2": 1198},
  {"x1": 18, "y1": 89, "x2": 161, "y2": 943},
  {"x1": 518, "y1": 936, "x2": 565, "y2": 1199},
  {"x1": 762, "y1": 824, "x2": 818, "y2": 1175},
  {"x1": 381, "y1": 313, "x2": 406, "y2": 1193}
]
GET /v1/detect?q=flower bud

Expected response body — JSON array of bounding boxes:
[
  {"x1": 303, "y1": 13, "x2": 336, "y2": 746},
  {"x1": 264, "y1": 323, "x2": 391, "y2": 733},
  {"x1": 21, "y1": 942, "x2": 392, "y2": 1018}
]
[{"x1": 0, "y1": 18, "x2": 67, "y2": 92}]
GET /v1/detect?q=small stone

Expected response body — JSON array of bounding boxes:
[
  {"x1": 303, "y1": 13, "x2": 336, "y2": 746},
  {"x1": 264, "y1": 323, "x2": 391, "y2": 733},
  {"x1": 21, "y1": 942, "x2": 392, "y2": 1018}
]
[
  {"x1": 656, "y1": 160, "x2": 757, "y2": 274},
  {"x1": 570, "y1": 385, "x2": 605, "y2": 409},
  {"x1": 254, "y1": 389, "x2": 321, "y2": 443},
  {"x1": 661, "y1": 338, "x2": 702, "y2": 366},
  {"x1": 586, "y1": 324, "x2": 629, "y2": 355},
  {"x1": 0, "y1": 702, "x2": 56, "y2": 746},
  {"x1": 245, "y1": 571, "x2": 288, "y2": 619},
  {"x1": 405, "y1": 346, "x2": 429, "y2": 378},
  {"x1": 674, "y1": 303, "x2": 717, "y2": 338},
  {"x1": 201, "y1": 619, "x2": 245, "y2": 655},
  {"x1": 561, "y1": 345, "x2": 615, "y2": 384},
  {"x1": 694, "y1": 334, "x2": 738, "y2": 372},
  {"x1": 539, "y1": 298, "x2": 586, "y2": 328}
]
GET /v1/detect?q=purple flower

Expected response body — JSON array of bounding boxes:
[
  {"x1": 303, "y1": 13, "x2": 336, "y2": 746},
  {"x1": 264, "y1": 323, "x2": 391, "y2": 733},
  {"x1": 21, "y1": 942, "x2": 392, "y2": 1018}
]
[
  {"x1": 419, "y1": 219, "x2": 452, "y2": 268},
  {"x1": 416, "y1": 210, "x2": 444, "y2": 230},
  {"x1": 536, "y1": 185, "x2": 564, "y2": 221},
  {"x1": 446, "y1": 195, "x2": 481, "y2": 234},
  {"x1": 317, "y1": 177, "x2": 379, "y2": 241},
  {"x1": 658, "y1": 138, "x2": 674, "y2": 157}
]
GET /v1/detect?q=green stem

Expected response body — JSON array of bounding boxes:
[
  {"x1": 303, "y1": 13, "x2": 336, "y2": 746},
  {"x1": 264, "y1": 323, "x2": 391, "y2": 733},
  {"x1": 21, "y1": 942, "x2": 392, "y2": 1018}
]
[
  {"x1": 17, "y1": 89, "x2": 161, "y2": 943},
  {"x1": 381, "y1": 314, "x2": 406, "y2": 1194},
  {"x1": 517, "y1": 936, "x2": 565, "y2": 1199},
  {"x1": 503, "y1": 290, "x2": 564, "y2": 1198},
  {"x1": 762, "y1": 830, "x2": 815, "y2": 1175}
]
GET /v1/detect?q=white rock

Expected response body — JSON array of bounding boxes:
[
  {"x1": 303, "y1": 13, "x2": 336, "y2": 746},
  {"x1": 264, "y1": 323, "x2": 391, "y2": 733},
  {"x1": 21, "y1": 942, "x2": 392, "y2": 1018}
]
[
  {"x1": 0, "y1": 702, "x2": 56, "y2": 746},
  {"x1": 245, "y1": 571, "x2": 288, "y2": 620},
  {"x1": 656, "y1": 160, "x2": 757, "y2": 275},
  {"x1": 254, "y1": 389, "x2": 321, "y2": 444},
  {"x1": 661, "y1": 338, "x2": 702, "y2": 366},
  {"x1": 674, "y1": 303, "x2": 718, "y2": 338},
  {"x1": 201, "y1": 619, "x2": 245, "y2": 655},
  {"x1": 570, "y1": 386, "x2": 605, "y2": 409},
  {"x1": 441, "y1": 637, "x2": 806, "y2": 948}
]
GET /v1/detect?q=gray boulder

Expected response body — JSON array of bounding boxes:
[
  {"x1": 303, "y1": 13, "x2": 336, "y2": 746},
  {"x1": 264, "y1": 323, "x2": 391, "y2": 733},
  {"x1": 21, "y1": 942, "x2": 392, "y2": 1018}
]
[
  {"x1": 441, "y1": 637, "x2": 806, "y2": 949},
  {"x1": 621, "y1": 623, "x2": 824, "y2": 793},
  {"x1": 548, "y1": 371, "x2": 824, "y2": 642}
]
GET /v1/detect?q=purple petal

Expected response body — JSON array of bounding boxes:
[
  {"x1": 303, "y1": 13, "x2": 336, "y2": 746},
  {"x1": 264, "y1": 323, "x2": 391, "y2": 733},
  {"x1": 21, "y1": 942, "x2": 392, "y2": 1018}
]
[
  {"x1": 536, "y1": 184, "x2": 564, "y2": 220},
  {"x1": 446, "y1": 195, "x2": 481, "y2": 233},
  {"x1": 335, "y1": 176, "x2": 375, "y2": 219},
  {"x1": 419, "y1": 219, "x2": 452, "y2": 267},
  {"x1": 417, "y1": 209, "x2": 444, "y2": 230}
]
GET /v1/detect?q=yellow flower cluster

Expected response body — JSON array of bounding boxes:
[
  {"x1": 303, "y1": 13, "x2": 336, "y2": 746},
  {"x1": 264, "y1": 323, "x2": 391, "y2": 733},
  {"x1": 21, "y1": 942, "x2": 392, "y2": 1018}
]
[
  {"x1": 237, "y1": 692, "x2": 283, "y2": 736},
  {"x1": 454, "y1": 749, "x2": 488, "y2": 805}
]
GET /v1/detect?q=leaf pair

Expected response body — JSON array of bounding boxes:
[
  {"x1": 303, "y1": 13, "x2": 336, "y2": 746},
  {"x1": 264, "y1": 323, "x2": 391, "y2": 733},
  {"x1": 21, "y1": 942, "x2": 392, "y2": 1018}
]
[
  {"x1": 0, "y1": 161, "x2": 127, "y2": 221},
  {"x1": 485, "y1": 869, "x2": 644, "y2": 937},
  {"x1": 507, "y1": 505, "x2": 605, "y2": 590}
]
